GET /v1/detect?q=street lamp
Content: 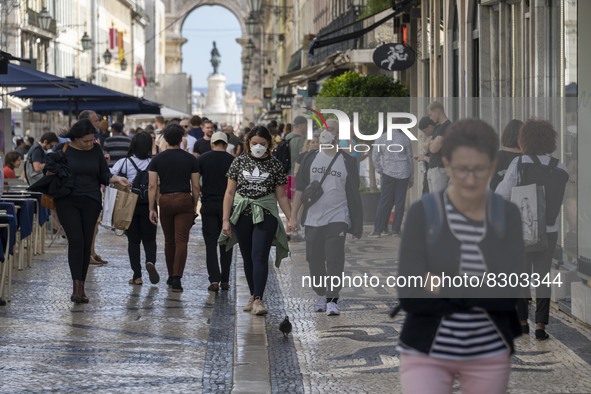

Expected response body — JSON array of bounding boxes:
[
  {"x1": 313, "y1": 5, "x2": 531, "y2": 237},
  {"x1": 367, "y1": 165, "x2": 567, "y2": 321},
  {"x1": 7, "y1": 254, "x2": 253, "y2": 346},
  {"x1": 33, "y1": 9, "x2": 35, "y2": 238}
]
[
  {"x1": 80, "y1": 32, "x2": 92, "y2": 51},
  {"x1": 38, "y1": 7, "x2": 52, "y2": 31},
  {"x1": 102, "y1": 49, "x2": 112, "y2": 65},
  {"x1": 246, "y1": 13, "x2": 257, "y2": 36},
  {"x1": 120, "y1": 57, "x2": 128, "y2": 71},
  {"x1": 248, "y1": 0, "x2": 262, "y2": 14},
  {"x1": 246, "y1": 39, "x2": 255, "y2": 58}
]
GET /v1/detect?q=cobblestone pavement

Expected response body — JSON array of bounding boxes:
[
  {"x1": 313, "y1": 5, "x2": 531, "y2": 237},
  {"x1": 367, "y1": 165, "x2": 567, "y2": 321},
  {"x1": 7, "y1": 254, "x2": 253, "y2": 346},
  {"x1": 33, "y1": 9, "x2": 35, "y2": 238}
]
[{"x1": 1, "y1": 223, "x2": 591, "y2": 393}]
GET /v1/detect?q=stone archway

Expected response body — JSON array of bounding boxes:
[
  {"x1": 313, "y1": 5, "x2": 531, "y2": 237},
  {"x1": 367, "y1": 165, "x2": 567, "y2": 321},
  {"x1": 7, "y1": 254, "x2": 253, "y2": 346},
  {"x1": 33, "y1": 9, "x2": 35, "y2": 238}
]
[
  {"x1": 163, "y1": 0, "x2": 256, "y2": 121},
  {"x1": 164, "y1": 0, "x2": 250, "y2": 74}
]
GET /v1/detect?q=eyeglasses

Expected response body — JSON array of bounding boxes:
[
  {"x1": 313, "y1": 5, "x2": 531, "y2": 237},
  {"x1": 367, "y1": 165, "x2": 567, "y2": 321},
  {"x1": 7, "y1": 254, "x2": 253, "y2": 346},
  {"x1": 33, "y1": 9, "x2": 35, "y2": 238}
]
[
  {"x1": 450, "y1": 166, "x2": 491, "y2": 180},
  {"x1": 181, "y1": 125, "x2": 190, "y2": 129}
]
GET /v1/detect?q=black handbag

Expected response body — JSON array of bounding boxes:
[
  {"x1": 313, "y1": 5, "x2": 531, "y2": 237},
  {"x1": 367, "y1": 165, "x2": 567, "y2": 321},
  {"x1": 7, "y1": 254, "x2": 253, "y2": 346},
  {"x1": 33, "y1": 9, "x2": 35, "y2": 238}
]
[{"x1": 301, "y1": 152, "x2": 341, "y2": 208}]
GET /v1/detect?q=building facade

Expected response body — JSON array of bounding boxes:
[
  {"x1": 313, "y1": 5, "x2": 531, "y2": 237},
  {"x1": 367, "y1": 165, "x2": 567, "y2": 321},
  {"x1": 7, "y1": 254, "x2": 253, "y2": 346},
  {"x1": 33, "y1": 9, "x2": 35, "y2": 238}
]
[{"x1": 0, "y1": 0, "x2": 165, "y2": 136}]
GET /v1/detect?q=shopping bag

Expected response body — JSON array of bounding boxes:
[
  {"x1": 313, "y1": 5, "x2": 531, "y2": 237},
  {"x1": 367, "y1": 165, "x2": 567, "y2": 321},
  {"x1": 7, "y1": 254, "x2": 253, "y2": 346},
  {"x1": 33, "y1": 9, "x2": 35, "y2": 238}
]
[
  {"x1": 111, "y1": 185, "x2": 138, "y2": 231},
  {"x1": 101, "y1": 186, "x2": 117, "y2": 228},
  {"x1": 510, "y1": 183, "x2": 547, "y2": 252},
  {"x1": 41, "y1": 194, "x2": 56, "y2": 210}
]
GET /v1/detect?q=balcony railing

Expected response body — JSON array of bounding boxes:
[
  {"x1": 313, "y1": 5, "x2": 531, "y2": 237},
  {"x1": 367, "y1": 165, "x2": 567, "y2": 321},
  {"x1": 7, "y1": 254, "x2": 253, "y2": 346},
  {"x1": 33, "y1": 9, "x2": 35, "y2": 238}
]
[{"x1": 26, "y1": 8, "x2": 57, "y2": 35}]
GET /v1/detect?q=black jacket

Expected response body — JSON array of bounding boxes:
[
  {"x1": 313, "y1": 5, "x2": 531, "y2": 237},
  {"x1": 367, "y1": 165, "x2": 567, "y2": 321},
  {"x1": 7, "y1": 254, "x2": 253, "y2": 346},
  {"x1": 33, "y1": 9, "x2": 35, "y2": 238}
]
[
  {"x1": 28, "y1": 146, "x2": 74, "y2": 199},
  {"x1": 397, "y1": 190, "x2": 526, "y2": 354},
  {"x1": 297, "y1": 150, "x2": 363, "y2": 238}
]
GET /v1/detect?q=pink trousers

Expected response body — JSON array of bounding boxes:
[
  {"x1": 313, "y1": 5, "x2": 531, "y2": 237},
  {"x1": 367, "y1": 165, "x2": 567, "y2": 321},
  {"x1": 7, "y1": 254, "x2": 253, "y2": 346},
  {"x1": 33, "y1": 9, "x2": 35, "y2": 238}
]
[{"x1": 400, "y1": 353, "x2": 511, "y2": 394}]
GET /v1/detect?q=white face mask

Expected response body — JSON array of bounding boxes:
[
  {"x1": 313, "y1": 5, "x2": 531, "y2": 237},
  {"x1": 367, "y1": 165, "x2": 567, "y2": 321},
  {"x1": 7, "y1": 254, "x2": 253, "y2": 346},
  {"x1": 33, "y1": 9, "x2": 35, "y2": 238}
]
[
  {"x1": 250, "y1": 144, "x2": 267, "y2": 158},
  {"x1": 319, "y1": 130, "x2": 335, "y2": 144}
]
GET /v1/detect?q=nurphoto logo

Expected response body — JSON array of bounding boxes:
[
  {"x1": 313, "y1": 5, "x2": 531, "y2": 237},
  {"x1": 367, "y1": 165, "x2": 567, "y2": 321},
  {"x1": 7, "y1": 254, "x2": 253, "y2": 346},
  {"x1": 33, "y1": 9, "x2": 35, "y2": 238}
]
[{"x1": 304, "y1": 106, "x2": 417, "y2": 153}]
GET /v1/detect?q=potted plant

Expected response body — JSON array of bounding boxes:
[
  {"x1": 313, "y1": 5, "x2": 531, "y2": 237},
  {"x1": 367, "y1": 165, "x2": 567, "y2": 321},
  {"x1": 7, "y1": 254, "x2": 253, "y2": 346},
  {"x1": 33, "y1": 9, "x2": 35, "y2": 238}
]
[{"x1": 316, "y1": 71, "x2": 410, "y2": 223}]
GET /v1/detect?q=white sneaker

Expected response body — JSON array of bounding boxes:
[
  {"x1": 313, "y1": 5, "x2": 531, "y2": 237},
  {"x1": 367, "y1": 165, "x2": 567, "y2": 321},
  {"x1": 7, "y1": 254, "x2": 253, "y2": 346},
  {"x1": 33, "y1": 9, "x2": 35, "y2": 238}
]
[
  {"x1": 326, "y1": 302, "x2": 340, "y2": 316},
  {"x1": 314, "y1": 297, "x2": 327, "y2": 312},
  {"x1": 243, "y1": 296, "x2": 255, "y2": 312},
  {"x1": 251, "y1": 298, "x2": 268, "y2": 315}
]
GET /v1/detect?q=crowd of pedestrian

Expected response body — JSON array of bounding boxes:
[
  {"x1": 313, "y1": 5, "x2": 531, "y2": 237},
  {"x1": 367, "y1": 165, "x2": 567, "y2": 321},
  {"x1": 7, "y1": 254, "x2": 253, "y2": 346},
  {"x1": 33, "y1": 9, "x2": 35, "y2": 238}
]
[{"x1": 5, "y1": 102, "x2": 571, "y2": 393}]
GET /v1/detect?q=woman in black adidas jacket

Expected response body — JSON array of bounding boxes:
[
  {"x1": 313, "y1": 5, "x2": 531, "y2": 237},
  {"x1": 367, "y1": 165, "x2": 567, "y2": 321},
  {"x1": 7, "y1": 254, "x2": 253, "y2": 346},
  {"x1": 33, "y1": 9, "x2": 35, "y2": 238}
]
[{"x1": 397, "y1": 119, "x2": 526, "y2": 393}]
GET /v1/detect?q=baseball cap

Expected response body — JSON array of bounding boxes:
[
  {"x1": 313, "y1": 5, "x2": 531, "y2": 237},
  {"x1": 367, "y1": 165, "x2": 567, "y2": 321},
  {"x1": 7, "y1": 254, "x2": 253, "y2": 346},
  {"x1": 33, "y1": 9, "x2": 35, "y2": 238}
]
[
  {"x1": 211, "y1": 131, "x2": 228, "y2": 144},
  {"x1": 293, "y1": 116, "x2": 308, "y2": 125}
]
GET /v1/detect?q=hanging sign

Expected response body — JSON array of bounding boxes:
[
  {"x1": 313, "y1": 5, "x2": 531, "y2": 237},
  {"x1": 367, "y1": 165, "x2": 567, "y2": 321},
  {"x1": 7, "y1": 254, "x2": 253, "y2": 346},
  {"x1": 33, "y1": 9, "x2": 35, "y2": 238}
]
[{"x1": 372, "y1": 43, "x2": 416, "y2": 71}]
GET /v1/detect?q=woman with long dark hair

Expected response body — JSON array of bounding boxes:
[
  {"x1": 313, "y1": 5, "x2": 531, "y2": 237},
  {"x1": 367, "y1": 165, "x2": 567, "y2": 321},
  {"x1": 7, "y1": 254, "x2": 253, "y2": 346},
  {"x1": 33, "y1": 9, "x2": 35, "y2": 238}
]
[
  {"x1": 111, "y1": 132, "x2": 159, "y2": 286},
  {"x1": 54, "y1": 119, "x2": 130, "y2": 303},
  {"x1": 489, "y1": 119, "x2": 523, "y2": 190},
  {"x1": 221, "y1": 126, "x2": 291, "y2": 316}
]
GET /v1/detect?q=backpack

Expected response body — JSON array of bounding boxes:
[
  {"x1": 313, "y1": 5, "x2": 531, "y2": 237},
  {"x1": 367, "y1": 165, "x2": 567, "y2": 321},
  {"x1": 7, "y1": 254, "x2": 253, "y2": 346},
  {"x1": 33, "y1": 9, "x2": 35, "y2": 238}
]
[
  {"x1": 273, "y1": 135, "x2": 300, "y2": 174},
  {"x1": 24, "y1": 144, "x2": 44, "y2": 186},
  {"x1": 389, "y1": 191, "x2": 507, "y2": 318},
  {"x1": 126, "y1": 158, "x2": 150, "y2": 204},
  {"x1": 422, "y1": 191, "x2": 506, "y2": 249},
  {"x1": 517, "y1": 156, "x2": 568, "y2": 228}
]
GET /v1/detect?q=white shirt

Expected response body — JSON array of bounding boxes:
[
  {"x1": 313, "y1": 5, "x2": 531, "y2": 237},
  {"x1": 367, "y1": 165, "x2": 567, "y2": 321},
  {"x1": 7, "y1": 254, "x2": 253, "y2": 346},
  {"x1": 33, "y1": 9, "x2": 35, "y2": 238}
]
[{"x1": 111, "y1": 156, "x2": 151, "y2": 183}]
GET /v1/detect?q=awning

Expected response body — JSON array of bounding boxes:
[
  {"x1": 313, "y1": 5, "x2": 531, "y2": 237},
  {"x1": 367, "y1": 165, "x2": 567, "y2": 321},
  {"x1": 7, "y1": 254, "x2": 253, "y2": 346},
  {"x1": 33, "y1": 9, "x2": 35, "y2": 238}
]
[
  {"x1": 126, "y1": 106, "x2": 190, "y2": 120},
  {"x1": 9, "y1": 77, "x2": 161, "y2": 115},
  {"x1": 276, "y1": 52, "x2": 349, "y2": 87},
  {"x1": 0, "y1": 62, "x2": 75, "y2": 89},
  {"x1": 30, "y1": 98, "x2": 161, "y2": 115},
  {"x1": 11, "y1": 78, "x2": 133, "y2": 99}
]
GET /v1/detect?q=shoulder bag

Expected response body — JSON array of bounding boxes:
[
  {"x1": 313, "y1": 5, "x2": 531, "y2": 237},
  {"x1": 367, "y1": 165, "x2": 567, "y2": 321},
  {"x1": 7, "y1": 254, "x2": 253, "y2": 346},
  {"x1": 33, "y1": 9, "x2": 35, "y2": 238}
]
[{"x1": 301, "y1": 152, "x2": 340, "y2": 209}]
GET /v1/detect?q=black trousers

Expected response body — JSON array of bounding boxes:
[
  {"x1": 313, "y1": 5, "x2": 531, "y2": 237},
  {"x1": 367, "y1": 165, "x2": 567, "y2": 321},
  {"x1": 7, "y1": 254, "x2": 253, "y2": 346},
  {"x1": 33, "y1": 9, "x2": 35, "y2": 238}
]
[
  {"x1": 201, "y1": 202, "x2": 233, "y2": 283},
  {"x1": 305, "y1": 222, "x2": 349, "y2": 298},
  {"x1": 125, "y1": 203, "x2": 157, "y2": 279},
  {"x1": 56, "y1": 195, "x2": 102, "y2": 281},
  {"x1": 233, "y1": 213, "x2": 277, "y2": 298},
  {"x1": 516, "y1": 231, "x2": 558, "y2": 325}
]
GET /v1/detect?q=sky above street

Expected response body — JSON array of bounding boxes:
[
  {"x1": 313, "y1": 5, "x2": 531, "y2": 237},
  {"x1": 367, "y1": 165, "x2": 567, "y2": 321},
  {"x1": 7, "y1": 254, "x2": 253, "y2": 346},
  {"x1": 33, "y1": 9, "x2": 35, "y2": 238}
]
[{"x1": 181, "y1": 6, "x2": 243, "y2": 87}]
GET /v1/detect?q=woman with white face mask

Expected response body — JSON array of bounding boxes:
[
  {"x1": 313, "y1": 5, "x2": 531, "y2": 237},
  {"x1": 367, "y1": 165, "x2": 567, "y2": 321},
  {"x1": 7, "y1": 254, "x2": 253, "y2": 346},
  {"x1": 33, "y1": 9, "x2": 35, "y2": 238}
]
[{"x1": 220, "y1": 126, "x2": 292, "y2": 316}]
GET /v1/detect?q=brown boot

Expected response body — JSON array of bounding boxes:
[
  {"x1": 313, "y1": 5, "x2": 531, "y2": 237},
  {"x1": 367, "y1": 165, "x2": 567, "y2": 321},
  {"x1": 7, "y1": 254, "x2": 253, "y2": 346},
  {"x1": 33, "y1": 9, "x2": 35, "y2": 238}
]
[
  {"x1": 78, "y1": 280, "x2": 89, "y2": 303},
  {"x1": 71, "y1": 280, "x2": 83, "y2": 303},
  {"x1": 71, "y1": 280, "x2": 89, "y2": 304}
]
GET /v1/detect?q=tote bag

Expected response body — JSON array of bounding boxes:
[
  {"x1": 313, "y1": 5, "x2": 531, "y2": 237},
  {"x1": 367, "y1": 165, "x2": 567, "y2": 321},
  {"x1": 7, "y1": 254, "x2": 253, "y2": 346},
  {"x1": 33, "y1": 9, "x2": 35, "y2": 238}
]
[
  {"x1": 102, "y1": 184, "x2": 138, "y2": 230},
  {"x1": 510, "y1": 183, "x2": 547, "y2": 252}
]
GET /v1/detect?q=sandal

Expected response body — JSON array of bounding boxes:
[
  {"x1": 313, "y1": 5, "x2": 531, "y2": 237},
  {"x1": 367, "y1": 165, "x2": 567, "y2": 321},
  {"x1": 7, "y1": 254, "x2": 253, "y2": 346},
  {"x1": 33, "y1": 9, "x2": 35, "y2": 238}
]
[
  {"x1": 92, "y1": 254, "x2": 109, "y2": 264},
  {"x1": 128, "y1": 278, "x2": 143, "y2": 285}
]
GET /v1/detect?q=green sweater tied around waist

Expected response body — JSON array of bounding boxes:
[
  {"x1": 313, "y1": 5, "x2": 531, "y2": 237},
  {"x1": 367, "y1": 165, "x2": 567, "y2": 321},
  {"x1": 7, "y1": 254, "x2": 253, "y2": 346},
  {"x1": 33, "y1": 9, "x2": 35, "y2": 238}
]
[{"x1": 218, "y1": 192, "x2": 289, "y2": 267}]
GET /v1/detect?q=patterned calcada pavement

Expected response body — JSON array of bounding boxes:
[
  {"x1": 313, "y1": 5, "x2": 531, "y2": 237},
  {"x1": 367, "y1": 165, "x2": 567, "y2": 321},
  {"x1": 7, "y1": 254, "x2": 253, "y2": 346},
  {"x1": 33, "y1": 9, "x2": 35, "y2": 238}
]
[{"x1": 1, "y1": 222, "x2": 591, "y2": 393}]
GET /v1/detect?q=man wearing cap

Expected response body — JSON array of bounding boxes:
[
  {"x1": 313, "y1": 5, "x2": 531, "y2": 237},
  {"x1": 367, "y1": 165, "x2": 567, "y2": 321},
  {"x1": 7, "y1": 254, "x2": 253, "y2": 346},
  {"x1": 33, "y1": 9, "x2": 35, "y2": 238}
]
[
  {"x1": 195, "y1": 131, "x2": 235, "y2": 292},
  {"x1": 286, "y1": 116, "x2": 308, "y2": 175}
]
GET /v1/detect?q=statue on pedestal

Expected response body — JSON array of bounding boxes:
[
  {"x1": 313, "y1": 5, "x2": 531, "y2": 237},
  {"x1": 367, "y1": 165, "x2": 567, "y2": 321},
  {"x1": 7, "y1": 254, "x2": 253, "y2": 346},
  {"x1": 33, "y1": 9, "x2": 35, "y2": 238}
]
[{"x1": 210, "y1": 41, "x2": 221, "y2": 74}]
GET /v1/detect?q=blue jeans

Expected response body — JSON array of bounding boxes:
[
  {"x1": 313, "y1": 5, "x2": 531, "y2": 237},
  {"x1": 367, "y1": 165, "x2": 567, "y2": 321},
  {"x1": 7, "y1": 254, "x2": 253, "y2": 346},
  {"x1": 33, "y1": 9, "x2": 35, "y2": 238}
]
[{"x1": 373, "y1": 174, "x2": 410, "y2": 234}]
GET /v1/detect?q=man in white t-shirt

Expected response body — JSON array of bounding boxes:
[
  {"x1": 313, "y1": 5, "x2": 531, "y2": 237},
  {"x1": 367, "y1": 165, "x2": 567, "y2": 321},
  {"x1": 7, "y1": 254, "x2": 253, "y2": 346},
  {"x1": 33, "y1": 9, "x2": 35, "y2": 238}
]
[
  {"x1": 289, "y1": 128, "x2": 362, "y2": 316},
  {"x1": 180, "y1": 119, "x2": 197, "y2": 154}
]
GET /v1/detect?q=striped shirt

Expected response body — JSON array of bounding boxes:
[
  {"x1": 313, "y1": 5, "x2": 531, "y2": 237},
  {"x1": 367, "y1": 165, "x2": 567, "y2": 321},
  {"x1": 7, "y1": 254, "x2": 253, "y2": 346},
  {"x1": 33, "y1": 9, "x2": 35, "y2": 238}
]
[
  {"x1": 428, "y1": 194, "x2": 508, "y2": 360},
  {"x1": 104, "y1": 135, "x2": 131, "y2": 167}
]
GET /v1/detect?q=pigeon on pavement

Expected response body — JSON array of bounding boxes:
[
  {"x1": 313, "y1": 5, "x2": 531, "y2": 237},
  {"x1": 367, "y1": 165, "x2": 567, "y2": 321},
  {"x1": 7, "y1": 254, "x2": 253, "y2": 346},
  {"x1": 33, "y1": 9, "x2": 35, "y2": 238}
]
[{"x1": 279, "y1": 316, "x2": 292, "y2": 338}]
